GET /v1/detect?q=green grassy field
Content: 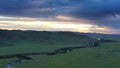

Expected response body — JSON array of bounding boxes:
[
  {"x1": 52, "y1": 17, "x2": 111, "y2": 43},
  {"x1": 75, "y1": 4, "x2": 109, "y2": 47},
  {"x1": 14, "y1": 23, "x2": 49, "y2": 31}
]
[
  {"x1": 0, "y1": 30, "x2": 120, "y2": 68},
  {"x1": 0, "y1": 41, "x2": 120, "y2": 68},
  {"x1": 0, "y1": 30, "x2": 94, "y2": 55}
]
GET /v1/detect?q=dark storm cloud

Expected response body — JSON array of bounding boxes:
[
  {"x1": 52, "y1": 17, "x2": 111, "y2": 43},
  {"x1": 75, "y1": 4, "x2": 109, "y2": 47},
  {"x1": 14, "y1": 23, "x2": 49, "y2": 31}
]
[
  {"x1": 0, "y1": 0, "x2": 73, "y2": 18},
  {"x1": 68, "y1": 0, "x2": 120, "y2": 29},
  {"x1": 0, "y1": 0, "x2": 120, "y2": 29},
  {"x1": 70, "y1": 0, "x2": 120, "y2": 20},
  {"x1": 0, "y1": 0, "x2": 85, "y2": 17},
  {"x1": 1, "y1": 0, "x2": 120, "y2": 18}
]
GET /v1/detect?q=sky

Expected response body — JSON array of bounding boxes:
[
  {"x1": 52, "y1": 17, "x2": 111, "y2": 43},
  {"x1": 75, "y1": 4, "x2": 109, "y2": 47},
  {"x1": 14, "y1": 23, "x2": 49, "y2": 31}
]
[{"x1": 0, "y1": 0, "x2": 120, "y2": 34}]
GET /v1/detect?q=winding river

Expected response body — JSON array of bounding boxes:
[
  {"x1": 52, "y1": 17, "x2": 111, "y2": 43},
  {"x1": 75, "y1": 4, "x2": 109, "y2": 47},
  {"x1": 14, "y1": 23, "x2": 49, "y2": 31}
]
[{"x1": 1, "y1": 44, "x2": 99, "y2": 68}]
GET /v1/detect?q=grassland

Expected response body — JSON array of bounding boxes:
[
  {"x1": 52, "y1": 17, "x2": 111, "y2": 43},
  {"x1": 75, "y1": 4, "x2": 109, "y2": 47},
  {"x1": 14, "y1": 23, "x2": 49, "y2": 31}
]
[
  {"x1": 0, "y1": 41, "x2": 120, "y2": 68},
  {"x1": 0, "y1": 30, "x2": 120, "y2": 68},
  {"x1": 0, "y1": 30, "x2": 94, "y2": 55}
]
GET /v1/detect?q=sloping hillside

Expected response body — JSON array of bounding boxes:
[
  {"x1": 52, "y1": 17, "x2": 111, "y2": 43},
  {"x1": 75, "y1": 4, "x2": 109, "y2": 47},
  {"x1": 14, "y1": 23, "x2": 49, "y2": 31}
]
[
  {"x1": 81, "y1": 33, "x2": 120, "y2": 41},
  {"x1": 0, "y1": 30, "x2": 95, "y2": 46}
]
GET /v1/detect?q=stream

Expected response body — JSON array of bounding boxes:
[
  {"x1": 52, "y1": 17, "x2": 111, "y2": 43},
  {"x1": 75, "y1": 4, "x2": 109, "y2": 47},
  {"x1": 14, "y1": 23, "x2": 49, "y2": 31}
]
[
  {"x1": 3, "y1": 59, "x2": 25, "y2": 68},
  {"x1": 1, "y1": 44, "x2": 99, "y2": 68}
]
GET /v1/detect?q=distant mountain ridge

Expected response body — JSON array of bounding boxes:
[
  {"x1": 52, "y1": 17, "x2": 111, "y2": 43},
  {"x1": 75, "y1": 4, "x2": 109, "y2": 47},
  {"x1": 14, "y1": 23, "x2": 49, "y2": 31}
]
[{"x1": 79, "y1": 33, "x2": 120, "y2": 41}]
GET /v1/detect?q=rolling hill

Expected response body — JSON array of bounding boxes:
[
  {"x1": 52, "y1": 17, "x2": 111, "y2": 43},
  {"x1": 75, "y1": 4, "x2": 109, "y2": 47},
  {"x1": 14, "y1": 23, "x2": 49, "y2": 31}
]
[
  {"x1": 0, "y1": 30, "x2": 120, "y2": 68},
  {"x1": 0, "y1": 30, "x2": 95, "y2": 47}
]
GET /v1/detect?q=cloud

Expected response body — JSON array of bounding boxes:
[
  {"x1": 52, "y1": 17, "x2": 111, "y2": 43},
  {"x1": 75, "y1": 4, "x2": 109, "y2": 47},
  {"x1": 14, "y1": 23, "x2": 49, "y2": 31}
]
[
  {"x1": 70, "y1": 0, "x2": 120, "y2": 19},
  {"x1": 0, "y1": 0, "x2": 54, "y2": 17},
  {"x1": 67, "y1": 0, "x2": 120, "y2": 29},
  {"x1": 1, "y1": 0, "x2": 120, "y2": 19},
  {"x1": 0, "y1": 0, "x2": 120, "y2": 33}
]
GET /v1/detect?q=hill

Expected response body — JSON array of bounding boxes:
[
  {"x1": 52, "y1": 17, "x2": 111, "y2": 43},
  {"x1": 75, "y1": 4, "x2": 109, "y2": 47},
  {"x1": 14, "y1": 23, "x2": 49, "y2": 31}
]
[
  {"x1": 75, "y1": 32, "x2": 120, "y2": 41},
  {"x1": 0, "y1": 30, "x2": 120, "y2": 68},
  {"x1": 0, "y1": 30, "x2": 95, "y2": 47}
]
